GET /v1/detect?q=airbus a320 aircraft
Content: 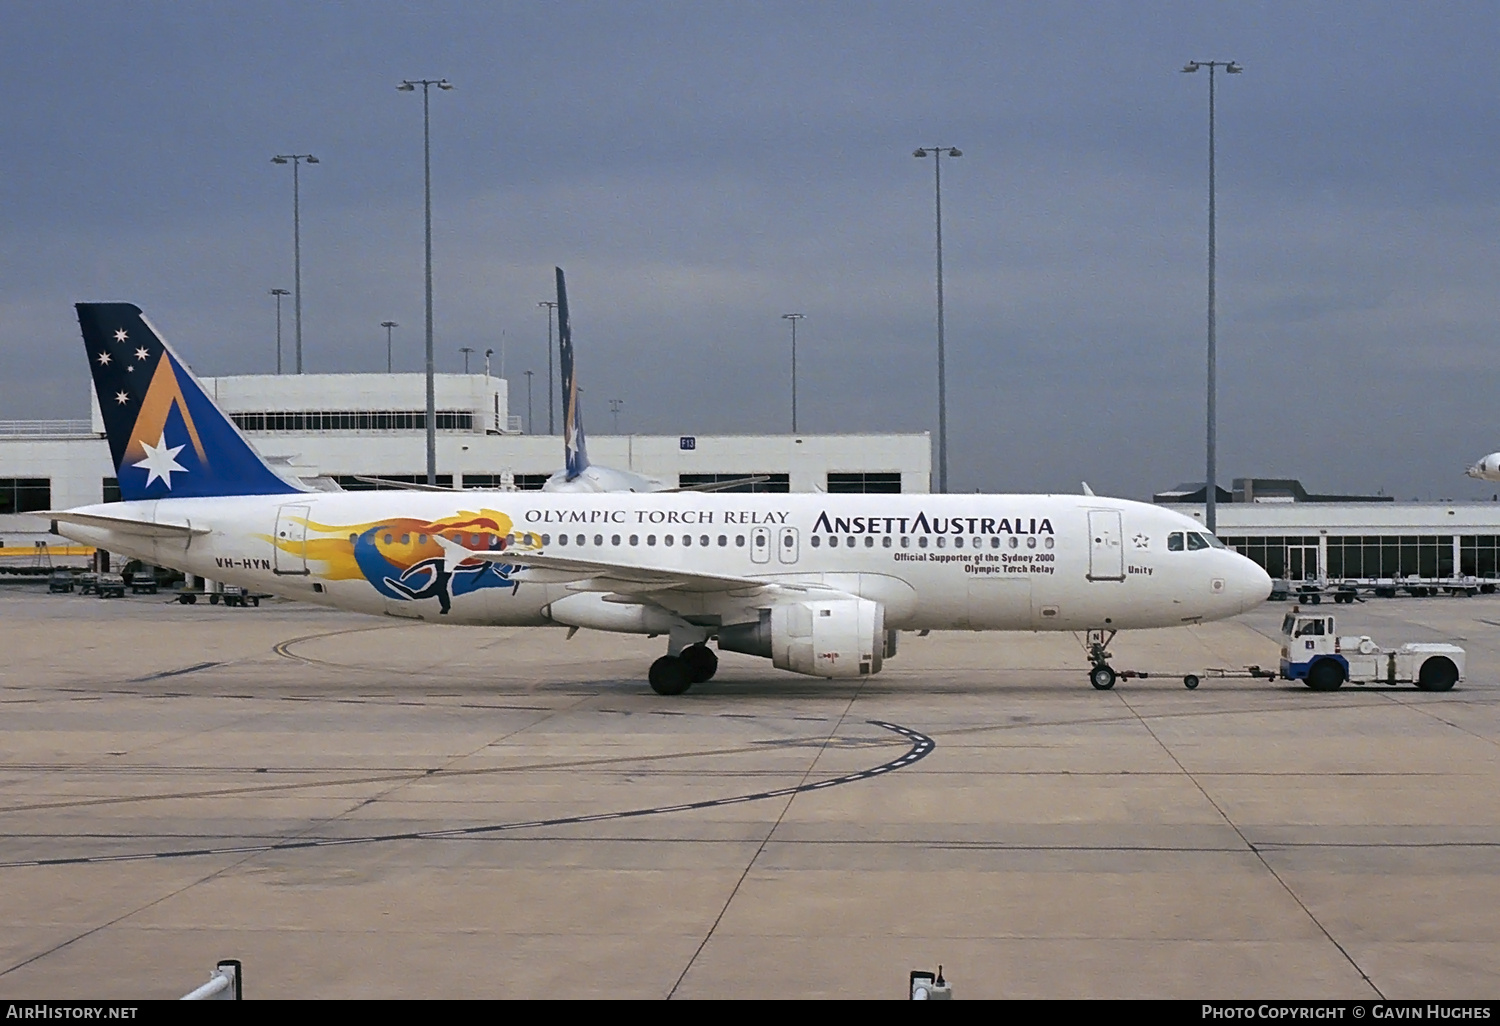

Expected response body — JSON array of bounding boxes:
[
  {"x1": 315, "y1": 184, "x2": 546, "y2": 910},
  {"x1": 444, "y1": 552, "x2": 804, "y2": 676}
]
[{"x1": 52, "y1": 302, "x2": 1271, "y2": 694}]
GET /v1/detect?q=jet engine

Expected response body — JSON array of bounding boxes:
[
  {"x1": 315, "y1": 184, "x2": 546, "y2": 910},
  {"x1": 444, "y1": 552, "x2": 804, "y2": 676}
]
[{"x1": 718, "y1": 598, "x2": 885, "y2": 678}]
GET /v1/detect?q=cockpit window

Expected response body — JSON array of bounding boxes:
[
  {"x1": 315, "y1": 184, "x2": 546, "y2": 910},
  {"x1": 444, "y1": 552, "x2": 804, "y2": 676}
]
[
  {"x1": 1168, "y1": 532, "x2": 1185, "y2": 551},
  {"x1": 1186, "y1": 532, "x2": 1210, "y2": 551},
  {"x1": 1205, "y1": 533, "x2": 1226, "y2": 549}
]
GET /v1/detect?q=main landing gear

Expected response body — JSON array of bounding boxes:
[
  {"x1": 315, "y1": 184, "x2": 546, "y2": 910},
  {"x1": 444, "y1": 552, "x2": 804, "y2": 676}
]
[
  {"x1": 1086, "y1": 629, "x2": 1117, "y2": 690},
  {"x1": 648, "y1": 643, "x2": 718, "y2": 696}
]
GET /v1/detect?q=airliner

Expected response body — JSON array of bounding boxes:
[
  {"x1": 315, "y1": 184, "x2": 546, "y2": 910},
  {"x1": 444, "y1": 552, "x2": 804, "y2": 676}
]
[
  {"x1": 50, "y1": 300, "x2": 1271, "y2": 695},
  {"x1": 1466, "y1": 452, "x2": 1500, "y2": 482}
]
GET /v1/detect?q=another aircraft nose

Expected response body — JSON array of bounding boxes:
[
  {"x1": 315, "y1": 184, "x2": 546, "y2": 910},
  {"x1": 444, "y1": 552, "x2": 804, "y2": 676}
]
[{"x1": 1236, "y1": 555, "x2": 1273, "y2": 612}]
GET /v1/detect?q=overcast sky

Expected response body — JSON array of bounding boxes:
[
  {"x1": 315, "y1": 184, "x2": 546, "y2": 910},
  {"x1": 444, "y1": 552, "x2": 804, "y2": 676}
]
[{"x1": 3, "y1": 2, "x2": 1499, "y2": 500}]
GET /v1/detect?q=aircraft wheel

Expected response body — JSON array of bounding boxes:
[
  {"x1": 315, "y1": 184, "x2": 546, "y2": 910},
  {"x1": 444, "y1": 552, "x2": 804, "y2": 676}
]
[
  {"x1": 1415, "y1": 657, "x2": 1458, "y2": 692},
  {"x1": 1184, "y1": 674, "x2": 1200, "y2": 690},
  {"x1": 1089, "y1": 665, "x2": 1116, "y2": 690},
  {"x1": 680, "y1": 644, "x2": 718, "y2": 684},
  {"x1": 1306, "y1": 660, "x2": 1346, "y2": 691},
  {"x1": 649, "y1": 655, "x2": 693, "y2": 696}
]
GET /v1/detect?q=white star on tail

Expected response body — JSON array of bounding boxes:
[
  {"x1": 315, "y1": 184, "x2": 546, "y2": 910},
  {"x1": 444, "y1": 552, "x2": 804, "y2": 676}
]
[
  {"x1": 113, "y1": 329, "x2": 128, "y2": 343},
  {"x1": 133, "y1": 433, "x2": 187, "y2": 489},
  {"x1": 114, "y1": 391, "x2": 129, "y2": 404},
  {"x1": 134, "y1": 347, "x2": 149, "y2": 362},
  {"x1": 97, "y1": 351, "x2": 111, "y2": 366}
]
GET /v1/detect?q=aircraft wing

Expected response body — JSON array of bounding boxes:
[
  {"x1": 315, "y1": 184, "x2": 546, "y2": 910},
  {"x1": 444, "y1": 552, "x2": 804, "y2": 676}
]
[{"x1": 459, "y1": 548, "x2": 846, "y2": 599}]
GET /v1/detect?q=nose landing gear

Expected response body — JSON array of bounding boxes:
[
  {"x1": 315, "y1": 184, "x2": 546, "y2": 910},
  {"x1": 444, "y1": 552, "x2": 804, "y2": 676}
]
[{"x1": 1085, "y1": 629, "x2": 1118, "y2": 690}]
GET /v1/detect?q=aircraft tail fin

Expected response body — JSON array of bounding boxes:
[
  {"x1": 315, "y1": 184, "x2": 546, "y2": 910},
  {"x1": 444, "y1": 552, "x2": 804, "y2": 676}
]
[
  {"x1": 76, "y1": 303, "x2": 303, "y2": 501},
  {"x1": 556, "y1": 267, "x2": 590, "y2": 481}
]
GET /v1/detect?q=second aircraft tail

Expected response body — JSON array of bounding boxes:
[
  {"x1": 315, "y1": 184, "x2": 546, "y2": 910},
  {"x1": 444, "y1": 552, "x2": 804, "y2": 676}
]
[{"x1": 556, "y1": 267, "x2": 590, "y2": 481}]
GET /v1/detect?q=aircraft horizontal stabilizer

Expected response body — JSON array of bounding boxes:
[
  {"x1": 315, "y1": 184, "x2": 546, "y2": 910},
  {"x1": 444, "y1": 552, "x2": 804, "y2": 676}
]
[{"x1": 47, "y1": 511, "x2": 211, "y2": 538}]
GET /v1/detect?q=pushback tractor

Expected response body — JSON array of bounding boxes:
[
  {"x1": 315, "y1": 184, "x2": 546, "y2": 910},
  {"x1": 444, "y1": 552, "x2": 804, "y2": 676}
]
[{"x1": 1279, "y1": 609, "x2": 1464, "y2": 692}]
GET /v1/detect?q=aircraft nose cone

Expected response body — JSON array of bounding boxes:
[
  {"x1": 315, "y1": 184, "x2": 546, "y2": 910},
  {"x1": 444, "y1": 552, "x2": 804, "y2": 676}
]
[{"x1": 1238, "y1": 557, "x2": 1273, "y2": 612}]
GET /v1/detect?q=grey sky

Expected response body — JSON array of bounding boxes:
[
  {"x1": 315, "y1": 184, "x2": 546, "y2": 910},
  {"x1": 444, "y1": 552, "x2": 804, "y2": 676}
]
[{"x1": 3, "y1": 2, "x2": 1498, "y2": 500}]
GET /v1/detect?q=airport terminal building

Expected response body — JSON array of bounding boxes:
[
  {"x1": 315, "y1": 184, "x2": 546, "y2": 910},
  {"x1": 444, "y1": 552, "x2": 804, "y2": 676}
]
[
  {"x1": 0, "y1": 371, "x2": 931, "y2": 556},
  {"x1": 1158, "y1": 478, "x2": 1500, "y2": 585}
]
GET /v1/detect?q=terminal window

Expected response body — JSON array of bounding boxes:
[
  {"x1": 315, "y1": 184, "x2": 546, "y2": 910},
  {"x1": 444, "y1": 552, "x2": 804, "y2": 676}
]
[
  {"x1": 1460, "y1": 536, "x2": 1500, "y2": 579},
  {"x1": 334, "y1": 474, "x2": 455, "y2": 491},
  {"x1": 826, "y1": 472, "x2": 902, "y2": 494},
  {"x1": 0, "y1": 478, "x2": 50, "y2": 514},
  {"x1": 231, "y1": 410, "x2": 474, "y2": 432},
  {"x1": 678, "y1": 473, "x2": 790, "y2": 493},
  {"x1": 462, "y1": 473, "x2": 550, "y2": 491}
]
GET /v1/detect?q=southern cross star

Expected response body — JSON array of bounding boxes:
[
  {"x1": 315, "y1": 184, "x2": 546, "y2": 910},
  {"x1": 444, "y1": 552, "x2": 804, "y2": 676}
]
[
  {"x1": 97, "y1": 351, "x2": 111, "y2": 366},
  {"x1": 113, "y1": 329, "x2": 128, "y2": 343},
  {"x1": 114, "y1": 391, "x2": 129, "y2": 404},
  {"x1": 133, "y1": 433, "x2": 188, "y2": 489},
  {"x1": 134, "y1": 347, "x2": 149, "y2": 362}
]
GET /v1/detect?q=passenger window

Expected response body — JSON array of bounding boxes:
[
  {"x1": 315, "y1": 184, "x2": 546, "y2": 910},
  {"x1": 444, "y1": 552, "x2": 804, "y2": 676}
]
[
  {"x1": 384, "y1": 533, "x2": 393, "y2": 545},
  {"x1": 1027, "y1": 536, "x2": 1037, "y2": 549},
  {"x1": 864, "y1": 536, "x2": 874, "y2": 548},
  {"x1": 1168, "y1": 532, "x2": 1185, "y2": 551},
  {"x1": 1044, "y1": 537, "x2": 1054, "y2": 549},
  {"x1": 576, "y1": 534, "x2": 586, "y2": 546},
  {"x1": 954, "y1": 537, "x2": 964, "y2": 549},
  {"x1": 846, "y1": 537, "x2": 855, "y2": 548},
  {"x1": 936, "y1": 536, "x2": 947, "y2": 548},
  {"x1": 558, "y1": 535, "x2": 568, "y2": 545},
  {"x1": 1008, "y1": 537, "x2": 1018, "y2": 549},
  {"x1": 401, "y1": 534, "x2": 410, "y2": 545},
  {"x1": 1187, "y1": 532, "x2": 1209, "y2": 551},
  {"x1": 594, "y1": 535, "x2": 603, "y2": 546},
  {"x1": 718, "y1": 535, "x2": 727, "y2": 546},
  {"x1": 901, "y1": 536, "x2": 910, "y2": 548},
  {"x1": 647, "y1": 534, "x2": 657, "y2": 546},
  {"x1": 882, "y1": 536, "x2": 892, "y2": 548},
  {"x1": 630, "y1": 535, "x2": 639, "y2": 546},
  {"x1": 784, "y1": 535, "x2": 794, "y2": 548},
  {"x1": 990, "y1": 537, "x2": 1000, "y2": 548},
  {"x1": 918, "y1": 536, "x2": 928, "y2": 549},
  {"x1": 972, "y1": 538, "x2": 980, "y2": 549},
  {"x1": 611, "y1": 534, "x2": 620, "y2": 546},
  {"x1": 682, "y1": 535, "x2": 692, "y2": 546},
  {"x1": 418, "y1": 534, "x2": 428, "y2": 544},
  {"x1": 736, "y1": 535, "x2": 745, "y2": 547},
  {"x1": 812, "y1": 535, "x2": 822, "y2": 548},
  {"x1": 665, "y1": 535, "x2": 675, "y2": 546},
  {"x1": 542, "y1": 534, "x2": 551, "y2": 545},
  {"x1": 702, "y1": 535, "x2": 710, "y2": 547}
]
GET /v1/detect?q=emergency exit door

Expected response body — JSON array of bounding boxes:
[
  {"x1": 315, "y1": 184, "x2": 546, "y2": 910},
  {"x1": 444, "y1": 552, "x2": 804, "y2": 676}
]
[{"x1": 273, "y1": 504, "x2": 310, "y2": 575}]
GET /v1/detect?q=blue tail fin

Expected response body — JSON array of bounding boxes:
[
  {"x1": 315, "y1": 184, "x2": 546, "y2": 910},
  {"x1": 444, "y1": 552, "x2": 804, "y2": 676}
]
[
  {"x1": 77, "y1": 303, "x2": 302, "y2": 500},
  {"x1": 555, "y1": 267, "x2": 590, "y2": 481}
]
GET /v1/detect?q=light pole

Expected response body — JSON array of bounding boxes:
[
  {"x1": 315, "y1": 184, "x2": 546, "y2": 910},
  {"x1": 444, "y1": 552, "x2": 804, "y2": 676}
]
[
  {"x1": 270, "y1": 155, "x2": 318, "y2": 373},
  {"x1": 609, "y1": 398, "x2": 623, "y2": 434},
  {"x1": 524, "y1": 370, "x2": 534, "y2": 435},
  {"x1": 381, "y1": 321, "x2": 398, "y2": 373},
  {"x1": 914, "y1": 145, "x2": 961, "y2": 493},
  {"x1": 782, "y1": 313, "x2": 804, "y2": 433},
  {"x1": 398, "y1": 77, "x2": 453, "y2": 485},
  {"x1": 270, "y1": 289, "x2": 289, "y2": 374},
  {"x1": 1181, "y1": 60, "x2": 1241, "y2": 534},
  {"x1": 538, "y1": 300, "x2": 558, "y2": 434},
  {"x1": 459, "y1": 346, "x2": 474, "y2": 373}
]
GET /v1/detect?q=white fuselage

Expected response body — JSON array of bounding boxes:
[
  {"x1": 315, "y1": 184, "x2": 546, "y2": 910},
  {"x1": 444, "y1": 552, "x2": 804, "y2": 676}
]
[{"x1": 56, "y1": 491, "x2": 1270, "y2": 633}]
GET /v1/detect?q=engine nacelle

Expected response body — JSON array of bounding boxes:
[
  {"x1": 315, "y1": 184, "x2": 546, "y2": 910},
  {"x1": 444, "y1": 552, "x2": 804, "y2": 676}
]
[
  {"x1": 718, "y1": 598, "x2": 885, "y2": 678},
  {"x1": 545, "y1": 593, "x2": 681, "y2": 634}
]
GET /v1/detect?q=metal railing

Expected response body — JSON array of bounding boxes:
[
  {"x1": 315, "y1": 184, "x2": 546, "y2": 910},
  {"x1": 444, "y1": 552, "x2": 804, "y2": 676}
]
[
  {"x1": 181, "y1": 959, "x2": 241, "y2": 1000},
  {"x1": 0, "y1": 419, "x2": 96, "y2": 437}
]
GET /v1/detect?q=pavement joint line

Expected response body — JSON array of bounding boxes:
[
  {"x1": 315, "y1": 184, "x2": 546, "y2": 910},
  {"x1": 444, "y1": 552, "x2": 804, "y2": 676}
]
[
  {"x1": 0, "y1": 721, "x2": 933, "y2": 871},
  {"x1": 1113, "y1": 689, "x2": 1387, "y2": 1000},
  {"x1": 664, "y1": 689, "x2": 891, "y2": 1000}
]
